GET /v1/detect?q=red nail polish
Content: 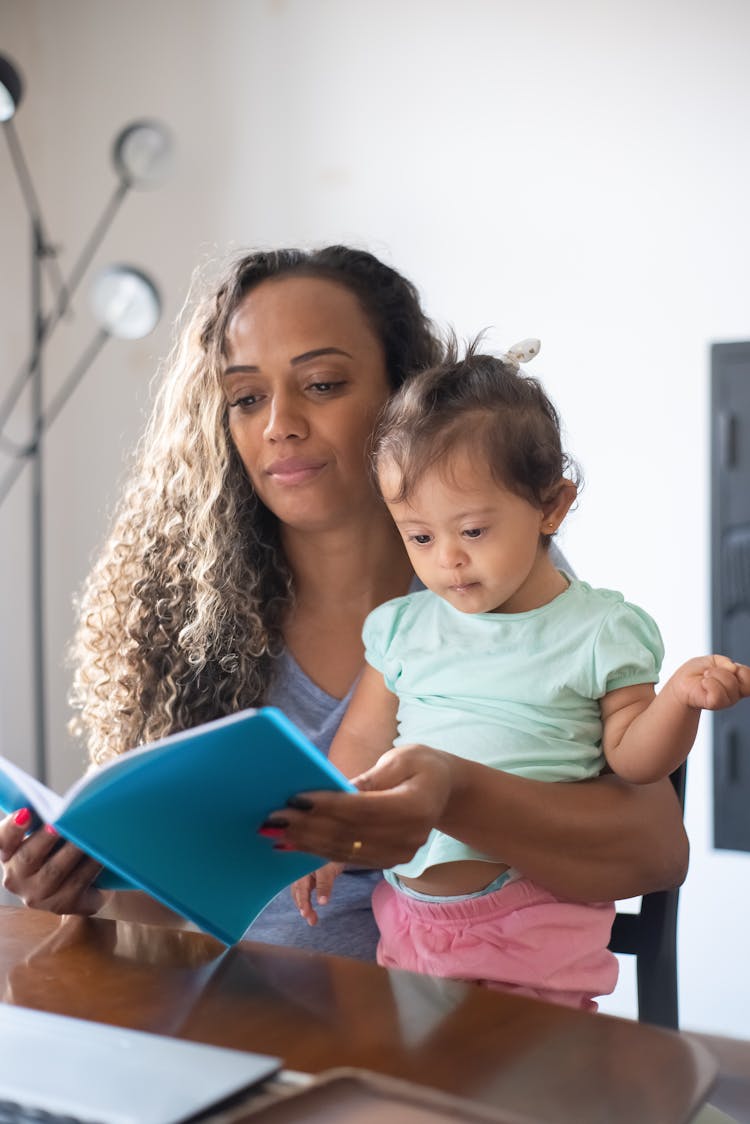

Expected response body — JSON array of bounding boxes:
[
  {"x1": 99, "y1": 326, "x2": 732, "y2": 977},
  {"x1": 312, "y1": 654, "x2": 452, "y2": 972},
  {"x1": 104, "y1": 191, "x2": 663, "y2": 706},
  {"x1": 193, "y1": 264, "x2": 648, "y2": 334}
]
[
  {"x1": 273, "y1": 842, "x2": 296, "y2": 852},
  {"x1": 44, "y1": 824, "x2": 58, "y2": 836},
  {"x1": 258, "y1": 826, "x2": 286, "y2": 838},
  {"x1": 13, "y1": 808, "x2": 31, "y2": 827}
]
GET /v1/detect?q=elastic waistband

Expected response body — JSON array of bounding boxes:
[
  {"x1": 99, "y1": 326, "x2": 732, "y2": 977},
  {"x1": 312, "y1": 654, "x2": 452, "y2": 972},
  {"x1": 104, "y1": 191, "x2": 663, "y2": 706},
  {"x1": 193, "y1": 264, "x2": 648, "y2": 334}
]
[
  {"x1": 384, "y1": 867, "x2": 517, "y2": 903},
  {"x1": 376, "y1": 876, "x2": 616, "y2": 925}
]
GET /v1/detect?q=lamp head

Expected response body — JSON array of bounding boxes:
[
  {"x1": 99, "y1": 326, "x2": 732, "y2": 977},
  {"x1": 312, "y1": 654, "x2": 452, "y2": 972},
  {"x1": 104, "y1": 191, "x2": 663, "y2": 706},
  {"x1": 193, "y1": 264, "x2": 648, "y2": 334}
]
[
  {"x1": 112, "y1": 119, "x2": 173, "y2": 189},
  {"x1": 90, "y1": 265, "x2": 161, "y2": 339},
  {"x1": 0, "y1": 53, "x2": 23, "y2": 123}
]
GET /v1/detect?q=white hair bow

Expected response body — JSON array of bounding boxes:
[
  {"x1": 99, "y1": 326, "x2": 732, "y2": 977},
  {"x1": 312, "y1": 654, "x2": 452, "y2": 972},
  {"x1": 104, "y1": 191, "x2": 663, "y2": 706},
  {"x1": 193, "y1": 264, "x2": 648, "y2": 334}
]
[{"x1": 503, "y1": 338, "x2": 541, "y2": 369}]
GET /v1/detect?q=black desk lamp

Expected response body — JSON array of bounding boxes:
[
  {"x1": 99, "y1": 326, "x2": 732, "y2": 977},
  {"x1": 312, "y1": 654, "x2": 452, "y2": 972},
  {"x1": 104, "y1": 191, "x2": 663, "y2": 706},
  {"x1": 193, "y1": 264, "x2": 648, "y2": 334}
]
[{"x1": 0, "y1": 52, "x2": 171, "y2": 783}]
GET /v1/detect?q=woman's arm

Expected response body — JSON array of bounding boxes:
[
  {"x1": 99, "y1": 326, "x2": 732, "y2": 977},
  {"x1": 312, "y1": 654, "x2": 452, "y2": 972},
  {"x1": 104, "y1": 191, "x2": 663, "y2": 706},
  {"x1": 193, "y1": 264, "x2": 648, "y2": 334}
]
[
  {"x1": 269, "y1": 745, "x2": 689, "y2": 902},
  {"x1": 434, "y1": 753, "x2": 688, "y2": 900}
]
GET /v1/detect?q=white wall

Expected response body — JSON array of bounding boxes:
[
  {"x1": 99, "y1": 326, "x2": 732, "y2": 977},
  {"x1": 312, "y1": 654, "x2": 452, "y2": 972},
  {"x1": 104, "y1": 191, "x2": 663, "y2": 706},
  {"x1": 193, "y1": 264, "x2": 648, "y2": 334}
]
[{"x1": 1, "y1": 0, "x2": 749, "y2": 1036}]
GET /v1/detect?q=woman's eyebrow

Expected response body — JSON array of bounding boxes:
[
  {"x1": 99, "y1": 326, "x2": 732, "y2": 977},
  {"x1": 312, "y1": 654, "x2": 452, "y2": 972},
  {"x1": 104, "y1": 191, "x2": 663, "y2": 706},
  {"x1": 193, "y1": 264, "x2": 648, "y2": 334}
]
[
  {"x1": 224, "y1": 347, "x2": 353, "y2": 377},
  {"x1": 224, "y1": 364, "x2": 258, "y2": 376},
  {"x1": 291, "y1": 347, "x2": 353, "y2": 365}
]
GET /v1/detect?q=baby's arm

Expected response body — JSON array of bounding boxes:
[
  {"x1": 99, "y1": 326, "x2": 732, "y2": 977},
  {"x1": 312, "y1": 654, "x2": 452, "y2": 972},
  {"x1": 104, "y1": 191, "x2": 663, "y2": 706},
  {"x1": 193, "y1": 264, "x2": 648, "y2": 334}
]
[
  {"x1": 602, "y1": 655, "x2": 750, "y2": 784},
  {"x1": 328, "y1": 662, "x2": 400, "y2": 777},
  {"x1": 291, "y1": 663, "x2": 399, "y2": 924}
]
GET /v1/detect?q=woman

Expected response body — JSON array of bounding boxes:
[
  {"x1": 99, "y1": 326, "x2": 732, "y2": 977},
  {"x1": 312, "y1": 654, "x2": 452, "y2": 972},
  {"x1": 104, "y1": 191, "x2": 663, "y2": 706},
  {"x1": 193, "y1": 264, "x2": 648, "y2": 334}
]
[{"x1": 0, "y1": 246, "x2": 688, "y2": 957}]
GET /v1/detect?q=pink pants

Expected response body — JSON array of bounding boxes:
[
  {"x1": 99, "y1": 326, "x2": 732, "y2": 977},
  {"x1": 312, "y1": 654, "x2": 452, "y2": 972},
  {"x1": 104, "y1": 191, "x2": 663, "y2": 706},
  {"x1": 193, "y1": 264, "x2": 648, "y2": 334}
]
[{"x1": 372, "y1": 877, "x2": 618, "y2": 1011}]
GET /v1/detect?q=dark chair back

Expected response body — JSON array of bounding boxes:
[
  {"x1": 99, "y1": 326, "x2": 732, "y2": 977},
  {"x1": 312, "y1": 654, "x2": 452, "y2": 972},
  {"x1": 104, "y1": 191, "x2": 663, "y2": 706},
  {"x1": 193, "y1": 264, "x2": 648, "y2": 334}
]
[{"x1": 607, "y1": 763, "x2": 687, "y2": 1029}]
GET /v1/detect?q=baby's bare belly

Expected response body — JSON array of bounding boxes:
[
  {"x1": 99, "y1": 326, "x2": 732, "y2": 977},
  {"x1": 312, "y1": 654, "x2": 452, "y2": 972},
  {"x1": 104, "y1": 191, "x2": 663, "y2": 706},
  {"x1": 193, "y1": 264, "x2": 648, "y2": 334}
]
[{"x1": 398, "y1": 859, "x2": 509, "y2": 897}]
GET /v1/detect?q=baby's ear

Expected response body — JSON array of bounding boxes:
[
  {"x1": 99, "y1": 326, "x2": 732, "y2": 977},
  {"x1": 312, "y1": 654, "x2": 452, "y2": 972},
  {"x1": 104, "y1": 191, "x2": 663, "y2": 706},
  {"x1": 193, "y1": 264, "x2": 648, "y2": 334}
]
[{"x1": 541, "y1": 478, "x2": 577, "y2": 533}]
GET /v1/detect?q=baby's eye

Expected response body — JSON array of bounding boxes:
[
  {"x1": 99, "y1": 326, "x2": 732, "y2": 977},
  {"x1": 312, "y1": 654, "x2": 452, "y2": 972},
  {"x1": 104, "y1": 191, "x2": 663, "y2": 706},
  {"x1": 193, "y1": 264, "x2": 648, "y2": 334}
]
[
  {"x1": 462, "y1": 527, "x2": 485, "y2": 539},
  {"x1": 409, "y1": 534, "x2": 432, "y2": 545}
]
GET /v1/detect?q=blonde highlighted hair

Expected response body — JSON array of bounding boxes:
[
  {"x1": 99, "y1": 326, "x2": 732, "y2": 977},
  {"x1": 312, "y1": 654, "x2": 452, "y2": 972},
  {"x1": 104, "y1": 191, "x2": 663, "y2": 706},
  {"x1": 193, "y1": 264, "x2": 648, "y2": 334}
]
[{"x1": 69, "y1": 246, "x2": 442, "y2": 762}]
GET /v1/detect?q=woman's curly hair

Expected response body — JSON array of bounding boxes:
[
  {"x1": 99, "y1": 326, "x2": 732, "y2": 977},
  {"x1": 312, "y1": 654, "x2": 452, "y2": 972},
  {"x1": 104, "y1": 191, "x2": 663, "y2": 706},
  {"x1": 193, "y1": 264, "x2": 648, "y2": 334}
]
[{"x1": 69, "y1": 246, "x2": 442, "y2": 763}]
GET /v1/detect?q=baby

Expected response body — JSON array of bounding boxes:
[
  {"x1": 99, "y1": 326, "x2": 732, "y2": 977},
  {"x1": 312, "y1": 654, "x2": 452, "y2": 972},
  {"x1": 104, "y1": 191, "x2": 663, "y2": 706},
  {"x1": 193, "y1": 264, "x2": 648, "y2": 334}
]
[{"x1": 292, "y1": 339, "x2": 750, "y2": 1009}]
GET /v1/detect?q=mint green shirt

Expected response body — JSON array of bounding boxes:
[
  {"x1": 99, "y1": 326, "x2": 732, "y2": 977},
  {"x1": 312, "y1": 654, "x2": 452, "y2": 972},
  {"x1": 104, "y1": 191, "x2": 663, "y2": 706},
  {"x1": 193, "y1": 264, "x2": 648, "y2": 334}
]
[{"x1": 363, "y1": 577, "x2": 664, "y2": 878}]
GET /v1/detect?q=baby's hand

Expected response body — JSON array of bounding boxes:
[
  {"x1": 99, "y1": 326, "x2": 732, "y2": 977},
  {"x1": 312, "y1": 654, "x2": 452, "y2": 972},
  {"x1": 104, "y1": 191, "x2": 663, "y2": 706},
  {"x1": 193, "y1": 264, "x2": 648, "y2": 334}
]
[
  {"x1": 670, "y1": 655, "x2": 750, "y2": 711},
  {"x1": 290, "y1": 862, "x2": 345, "y2": 926}
]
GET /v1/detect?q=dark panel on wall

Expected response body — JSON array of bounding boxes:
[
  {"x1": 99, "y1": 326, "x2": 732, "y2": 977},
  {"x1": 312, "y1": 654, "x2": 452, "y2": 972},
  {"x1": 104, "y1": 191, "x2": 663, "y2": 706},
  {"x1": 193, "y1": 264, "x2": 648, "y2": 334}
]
[{"x1": 711, "y1": 342, "x2": 750, "y2": 851}]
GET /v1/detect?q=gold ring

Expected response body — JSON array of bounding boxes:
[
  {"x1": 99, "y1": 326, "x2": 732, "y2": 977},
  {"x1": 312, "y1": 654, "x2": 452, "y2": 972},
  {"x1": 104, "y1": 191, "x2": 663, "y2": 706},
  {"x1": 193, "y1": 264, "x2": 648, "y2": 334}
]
[{"x1": 350, "y1": 840, "x2": 363, "y2": 858}]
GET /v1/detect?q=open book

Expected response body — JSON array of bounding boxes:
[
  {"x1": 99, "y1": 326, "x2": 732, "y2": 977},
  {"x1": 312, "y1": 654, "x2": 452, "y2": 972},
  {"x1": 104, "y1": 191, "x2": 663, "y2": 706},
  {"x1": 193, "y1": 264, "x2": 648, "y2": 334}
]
[{"x1": 0, "y1": 707, "x2": 356, "y2": 945}]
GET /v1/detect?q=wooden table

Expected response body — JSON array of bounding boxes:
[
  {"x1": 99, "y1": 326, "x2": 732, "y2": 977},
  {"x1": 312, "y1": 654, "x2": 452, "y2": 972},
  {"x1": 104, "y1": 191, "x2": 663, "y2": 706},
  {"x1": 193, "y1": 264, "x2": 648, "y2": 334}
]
[{"x1": 0, "y1": 906, "x2": 722, "y2": 1123}]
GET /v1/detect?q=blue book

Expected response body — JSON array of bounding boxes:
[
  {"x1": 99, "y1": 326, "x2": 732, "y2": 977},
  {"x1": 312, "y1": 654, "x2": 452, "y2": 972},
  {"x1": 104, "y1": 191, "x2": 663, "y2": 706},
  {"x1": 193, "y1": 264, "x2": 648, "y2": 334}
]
[{"x1": 0, "y1": 707, "x2": 356, "y2": 945}]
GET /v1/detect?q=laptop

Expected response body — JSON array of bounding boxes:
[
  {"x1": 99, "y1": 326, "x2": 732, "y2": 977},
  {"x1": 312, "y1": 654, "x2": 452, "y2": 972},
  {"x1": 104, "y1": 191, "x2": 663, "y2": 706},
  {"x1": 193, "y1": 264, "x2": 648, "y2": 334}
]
[{"x1": 0, "y1": 1003, "x2": 282, "y2": 1124}]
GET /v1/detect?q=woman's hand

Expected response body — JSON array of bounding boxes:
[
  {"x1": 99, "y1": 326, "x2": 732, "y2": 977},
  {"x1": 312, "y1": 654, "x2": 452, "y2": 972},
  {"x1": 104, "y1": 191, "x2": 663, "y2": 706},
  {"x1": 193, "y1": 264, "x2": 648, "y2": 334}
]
[
  {"x1": 0, "y1": 810, "x2": 106, "y2": 916},
  {"x1": 267, "y1": 744, "x2": 454, "y2": 870}
]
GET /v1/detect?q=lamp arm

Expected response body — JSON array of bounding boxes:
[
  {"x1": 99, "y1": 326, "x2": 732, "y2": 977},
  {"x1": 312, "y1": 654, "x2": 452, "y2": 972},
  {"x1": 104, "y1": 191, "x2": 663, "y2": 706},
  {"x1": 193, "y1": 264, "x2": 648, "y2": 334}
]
[
  {"x1": 0, "y1": 328, "x2": 110, "y2": 509},
  {"x1": 0, "y1": 430, "x2": 29, "y2": 457},
  {"x1": 42, "y1": 328, "x2": 109, "y2": 433},
  {"x1": 0, "y1": 180, "x2": 129, "y2": 435},
  {"x1": 0, "y1": 446, "x2": 30, "y2": 509},
  {"x1": 3, "y1": 119, "x2": 67, "y2": 302}
]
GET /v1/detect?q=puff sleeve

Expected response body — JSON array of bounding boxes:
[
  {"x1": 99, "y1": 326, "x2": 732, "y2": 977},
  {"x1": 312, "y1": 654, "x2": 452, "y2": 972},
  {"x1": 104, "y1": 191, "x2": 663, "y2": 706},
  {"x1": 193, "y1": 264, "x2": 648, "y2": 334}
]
[
  {"x1": 362, "y1": 595, "x2": 413, "y2": 690},
  {"x1": 592, "y1": 600, "x2": 665, "y2": 697}
]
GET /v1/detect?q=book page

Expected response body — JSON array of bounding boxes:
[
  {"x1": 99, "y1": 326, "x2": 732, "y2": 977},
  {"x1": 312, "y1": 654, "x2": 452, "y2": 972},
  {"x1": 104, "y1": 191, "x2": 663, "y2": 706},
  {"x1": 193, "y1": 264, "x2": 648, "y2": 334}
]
[
  {"x1": 0, "y1": 755, "x2": 63, "y2": 824},
  {"x1": 52, "y1": 706, "x2": 356, "y2": 944},
  {"x1": 53, "y1": 718, "x2": 244, "y2": 816}
]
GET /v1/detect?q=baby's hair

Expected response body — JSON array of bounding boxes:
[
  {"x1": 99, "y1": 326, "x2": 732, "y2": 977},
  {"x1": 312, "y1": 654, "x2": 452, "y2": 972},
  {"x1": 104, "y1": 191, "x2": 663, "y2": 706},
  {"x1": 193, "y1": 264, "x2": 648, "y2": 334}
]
[{"x1": 372, "y1": 336, "x2": 580, "y2": 530}]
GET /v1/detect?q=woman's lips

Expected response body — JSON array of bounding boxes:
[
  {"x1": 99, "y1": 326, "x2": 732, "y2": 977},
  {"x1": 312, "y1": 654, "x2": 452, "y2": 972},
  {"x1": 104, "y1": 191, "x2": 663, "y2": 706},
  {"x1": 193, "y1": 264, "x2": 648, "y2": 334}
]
[{"x1": 266, "y1": 458, "x2": 327, "y2": 485}]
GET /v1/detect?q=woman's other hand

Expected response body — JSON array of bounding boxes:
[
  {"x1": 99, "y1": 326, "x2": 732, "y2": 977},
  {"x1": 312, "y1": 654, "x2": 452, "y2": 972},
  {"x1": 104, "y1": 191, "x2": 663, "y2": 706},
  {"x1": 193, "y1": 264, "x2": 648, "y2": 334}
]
[
  {"x1": 268, "y1": 744, "x2": 453, "y2": 869},
  {"x1": 0, "y1": 810, "x2": 106, "y2": 915}
]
